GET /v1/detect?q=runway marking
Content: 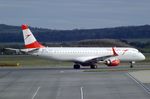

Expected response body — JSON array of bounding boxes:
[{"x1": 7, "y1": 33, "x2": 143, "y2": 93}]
[
  {"x1": 80, "y1": 87, "x2": 84, "y2": 99},
  {"x1": 32, "y1": 87, "x2": 41, "y2": 99},
  {"x1": 127, "y1": 73, "x2": 150, "y2": 95}
]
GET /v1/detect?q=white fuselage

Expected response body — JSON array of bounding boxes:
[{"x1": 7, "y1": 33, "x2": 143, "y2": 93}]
[{"x1": 31, "y1": 47, "x2": 145, "y2": 62}]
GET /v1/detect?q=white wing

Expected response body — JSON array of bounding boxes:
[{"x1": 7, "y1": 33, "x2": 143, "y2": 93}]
[{"x1": 74, "y1": 55, "x2": 114, "y2": 63}]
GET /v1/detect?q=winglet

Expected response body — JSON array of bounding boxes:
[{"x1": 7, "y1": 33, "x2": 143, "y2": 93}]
[{"x1": 112, "y1": 47, "x2": 118, "y2": 56}]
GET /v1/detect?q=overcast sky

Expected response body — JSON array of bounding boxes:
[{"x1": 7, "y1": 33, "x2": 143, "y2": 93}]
[{"x1": 0, "y1": 0, "x2": 150, "y2": 29}]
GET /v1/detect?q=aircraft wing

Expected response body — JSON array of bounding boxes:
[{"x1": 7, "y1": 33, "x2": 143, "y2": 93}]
[
  {"x1": 75, "y1": 56, "x2": 100, "y2": 63},
  {"x1": 5, "y1": 48, "x2": 20, "y2": 52},
  {"x1": 75, "y1": 55, "x2": 114, "y2": 63},
  {"x1": 74, "y1": 47, "x2": 119, "y2": 63},
  {"x1": 5, "y1": 48, "x2": 39, "y2": 54}
]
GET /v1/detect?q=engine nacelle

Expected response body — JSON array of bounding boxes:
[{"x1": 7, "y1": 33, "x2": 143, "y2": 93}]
[{"x1": 105, "y1": 58, "x2": 120, "y2": 66}]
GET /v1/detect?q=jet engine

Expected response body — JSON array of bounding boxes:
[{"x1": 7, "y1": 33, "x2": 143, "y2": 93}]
[{"x1": 105, "y1": 57, "x2": 120, "y2": 66}]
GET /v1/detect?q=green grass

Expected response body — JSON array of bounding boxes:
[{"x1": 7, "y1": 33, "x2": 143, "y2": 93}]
[{"x1": 0, "y1": 55, "x2": 73, "y2": 67}]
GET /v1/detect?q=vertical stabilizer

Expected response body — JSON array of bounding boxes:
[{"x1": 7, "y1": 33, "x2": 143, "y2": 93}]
[{"x1": 21, "y1": 24, "x2": 44, "y2": 48}]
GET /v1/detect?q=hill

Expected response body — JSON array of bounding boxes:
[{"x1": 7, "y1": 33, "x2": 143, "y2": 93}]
[{"x1": 0, "y1": 24, "x2": 150, "y2": 42}]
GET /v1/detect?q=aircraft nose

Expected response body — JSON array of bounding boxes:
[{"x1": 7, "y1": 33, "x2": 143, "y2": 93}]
[{"x1": 140, "y1": 53, "x2": 145, "y2": 60}]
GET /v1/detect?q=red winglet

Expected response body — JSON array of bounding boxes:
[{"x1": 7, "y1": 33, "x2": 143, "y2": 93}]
[
  {"x1": 22, "y1": 24, "x2": 28, "y2": 30},
  {"x1": 112, "y1": 47, "x2": 118, "y2": 56}
]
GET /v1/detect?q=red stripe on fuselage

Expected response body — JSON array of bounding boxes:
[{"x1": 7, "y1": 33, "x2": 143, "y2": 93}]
[{"x1": 25, "y1": 41, "x2": 45, "y2": 48}]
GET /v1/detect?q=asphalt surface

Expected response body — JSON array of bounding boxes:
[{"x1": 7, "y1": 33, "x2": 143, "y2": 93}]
[{"x1": 0, "y1": 68, "x2": 150, "y2": 99}]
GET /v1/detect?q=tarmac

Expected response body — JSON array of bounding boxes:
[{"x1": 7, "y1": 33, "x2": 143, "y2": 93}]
[
  {"x1": 0, "y1": 67, "x2": 150, "y2": 99},
  {"x1": 129, "y1": 70, "x2": 150, "y2": 83}
]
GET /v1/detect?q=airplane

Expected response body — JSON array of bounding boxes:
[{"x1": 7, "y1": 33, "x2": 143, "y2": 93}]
[{"x1": 7, "y1": 24, "x2": 146, "y2": 69}]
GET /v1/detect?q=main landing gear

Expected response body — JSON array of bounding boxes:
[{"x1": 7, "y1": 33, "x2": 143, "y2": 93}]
[
  {"x1": 90, "y1": 65, "x2": 98, "y2": 69},
  {"x1": 74, "y1": 64, "x2": 80, "y2": 69},
  {"x1": 73, "y1": 64, "x2": 97, "y2": 69}
]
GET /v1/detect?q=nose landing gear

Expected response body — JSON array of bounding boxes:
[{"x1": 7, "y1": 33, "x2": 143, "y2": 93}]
[{"x1": 130, "y1": 61, "x2": 135, "y2": 68}]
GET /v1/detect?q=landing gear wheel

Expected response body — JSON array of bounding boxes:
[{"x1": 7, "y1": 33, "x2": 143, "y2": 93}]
[
  {"x1": 90, "y1": 65, "x2": 97, "y2": 69},
  {"x1": 74, "y1": 64, "x2": 80, "y2": 69},
  {"x1": 130, "y1": 61, "x2": 135, "y2": 68},
  {"x1": 130, "y1": 64, "x2": 133, "y2": 68}
]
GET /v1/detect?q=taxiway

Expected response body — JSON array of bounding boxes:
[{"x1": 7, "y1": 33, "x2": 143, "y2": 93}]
[{"x1": 0, "y1": 68, "x2": 149, "y2": 99}]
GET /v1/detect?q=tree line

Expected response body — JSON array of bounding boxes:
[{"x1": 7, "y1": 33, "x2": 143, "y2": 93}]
[{"x1": 0, "y1": 24, "x2": 150, "y2": 42}]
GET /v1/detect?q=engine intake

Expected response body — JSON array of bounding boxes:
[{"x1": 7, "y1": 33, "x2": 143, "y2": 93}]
[{"x1": 105, "y1": 58, "x2": 120, "y2": 66}]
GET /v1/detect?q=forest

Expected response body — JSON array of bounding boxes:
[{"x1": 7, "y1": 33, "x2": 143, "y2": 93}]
[{"x1": 0, "y1": 24, "x2": 150, "y2": 42}]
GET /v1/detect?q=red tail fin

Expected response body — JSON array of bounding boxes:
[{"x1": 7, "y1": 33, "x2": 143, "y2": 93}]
[
  {"x1": 21, "y1": 24, "x2": 45, "y2": 48},
  {"x1": 25, "y1": 41, "x2": 44, "y2": 48}
]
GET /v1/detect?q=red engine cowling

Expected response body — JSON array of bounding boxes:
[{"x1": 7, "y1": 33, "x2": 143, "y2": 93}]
[{"x1": 105, "y1": 58, "x2": 120, "y2": 66}]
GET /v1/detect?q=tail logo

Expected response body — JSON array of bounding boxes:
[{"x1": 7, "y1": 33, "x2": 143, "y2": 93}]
[{"x1": 25, "y1": 34, "x2": 31, "y2": 40}]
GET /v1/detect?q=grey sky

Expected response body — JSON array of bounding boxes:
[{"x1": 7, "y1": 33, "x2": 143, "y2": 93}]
[{"x1": 0, "y1": 0, "x2": 150, "y2": 29}]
